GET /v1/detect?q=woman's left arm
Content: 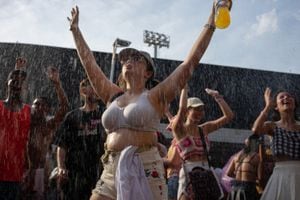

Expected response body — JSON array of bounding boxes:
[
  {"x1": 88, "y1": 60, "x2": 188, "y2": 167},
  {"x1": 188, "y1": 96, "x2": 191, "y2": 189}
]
[
  {"x1": 149, "y1": 4, "x2": 216, "y2": 112},
  {"x1": 171, "y1": 86, "x2": 189, "y2": 140}
]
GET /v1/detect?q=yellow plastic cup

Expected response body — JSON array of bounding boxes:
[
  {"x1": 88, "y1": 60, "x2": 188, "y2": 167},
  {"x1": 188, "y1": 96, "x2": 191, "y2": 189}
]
[{"x1": 215, "y1": 6, "x2": 231, "y2": 29}]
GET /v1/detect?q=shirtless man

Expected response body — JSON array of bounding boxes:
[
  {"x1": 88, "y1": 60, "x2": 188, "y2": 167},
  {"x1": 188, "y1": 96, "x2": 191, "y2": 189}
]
[
  {"x1": 23, "y1": 66, "x2": 69, "y2": 199},
  {"x1": 226, "y1": 134, "x2": 263, "y2": 200}
]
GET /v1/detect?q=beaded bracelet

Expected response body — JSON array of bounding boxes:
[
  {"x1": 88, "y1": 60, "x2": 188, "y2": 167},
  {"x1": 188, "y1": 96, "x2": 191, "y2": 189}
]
[{"x1": 204, "y1": 23, "x2": 216, "y2": 32}]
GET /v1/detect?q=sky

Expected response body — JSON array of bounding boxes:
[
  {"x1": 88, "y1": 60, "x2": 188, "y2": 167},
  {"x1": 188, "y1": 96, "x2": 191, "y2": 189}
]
[{"x1": 0, "y1": 0, "x2": 299, "y2": 74}]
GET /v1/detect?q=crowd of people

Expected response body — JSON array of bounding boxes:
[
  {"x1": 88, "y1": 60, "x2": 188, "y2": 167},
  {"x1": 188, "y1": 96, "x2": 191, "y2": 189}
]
[{"x1": 0, "y1": 2, "x2": 299, "y2": 200}]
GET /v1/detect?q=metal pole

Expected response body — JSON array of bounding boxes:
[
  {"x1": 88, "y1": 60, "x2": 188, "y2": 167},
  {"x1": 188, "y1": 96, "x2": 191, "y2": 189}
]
[
  {"x1": 110, "y1": 43, "x2": 117, "y2": 82},
  {"x1": 110, "y1": 38, "x2": 131, "y2": 82},
  {"x1": 154, "y1": 45, "x2": 158, "y2": 58}
]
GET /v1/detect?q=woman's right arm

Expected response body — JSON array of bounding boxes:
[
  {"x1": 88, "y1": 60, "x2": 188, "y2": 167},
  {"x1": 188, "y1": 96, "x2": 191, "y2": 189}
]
[
  {"x1": 171, "y1": 86, "x2": 188, "y2": 140},
  {"x1": 69, "y1": 6, "x2": 122, "y2": 104},
  {"x1": 252, "y1": 88, "x2": 274, "y2": 136}
]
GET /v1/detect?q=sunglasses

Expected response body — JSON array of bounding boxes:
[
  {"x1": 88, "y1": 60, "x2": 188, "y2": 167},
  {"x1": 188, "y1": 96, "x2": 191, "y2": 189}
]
[{"x1": 120, "y1": 54, "x2": 145, "y2": 65}]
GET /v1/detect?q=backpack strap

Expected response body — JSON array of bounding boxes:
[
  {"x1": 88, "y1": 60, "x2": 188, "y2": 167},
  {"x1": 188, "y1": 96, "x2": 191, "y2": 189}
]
[{"x1": 198, "y1": 127, "x2": 211, "y2": 168}]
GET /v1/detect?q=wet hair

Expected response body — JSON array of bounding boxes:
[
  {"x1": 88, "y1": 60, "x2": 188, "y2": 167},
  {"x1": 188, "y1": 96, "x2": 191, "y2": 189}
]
[
  {"x1": 117, "y1": 74, "x2": 126, "y2": 90},
  {"x1": 271, "y1": 90, "x2": 299, "y2": 121}
]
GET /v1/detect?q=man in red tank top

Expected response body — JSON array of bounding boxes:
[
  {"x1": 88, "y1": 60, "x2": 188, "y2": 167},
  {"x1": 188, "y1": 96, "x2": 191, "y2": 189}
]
[{"x1": 0, "y1": 58, "x2": 31, "y2": 200}]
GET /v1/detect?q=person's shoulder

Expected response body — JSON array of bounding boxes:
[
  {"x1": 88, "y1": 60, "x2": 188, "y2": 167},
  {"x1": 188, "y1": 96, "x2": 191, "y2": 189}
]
[
  {"x1": 235, "y1": 150, "x2": 244, "y2": 160},
  {"x1": 23, "y1": 103, "x2": 31, "y2": 108},
  {"x1": 0, "y1": 100, "x2": 4, "y2": 111},
  {"x1": 264, "y1": 121, "x2": 276, "y2": 133},
  {"x1": 265, "y1": 121, "x2": 275, "y2": 127},
  {"x1": 23, "y1": 103, "x2": 31, "y2": 112}
]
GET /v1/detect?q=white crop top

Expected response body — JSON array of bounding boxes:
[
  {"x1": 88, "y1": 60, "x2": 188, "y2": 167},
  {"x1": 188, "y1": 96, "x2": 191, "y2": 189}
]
[{"x1": 102, "y1": 91, "x2": 160, "y2": 133}]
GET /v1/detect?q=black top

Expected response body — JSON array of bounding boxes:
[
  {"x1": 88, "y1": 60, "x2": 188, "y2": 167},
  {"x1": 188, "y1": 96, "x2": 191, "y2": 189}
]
[{"x1": 55, "y1": 105, "x2": 106, "y2": 178}]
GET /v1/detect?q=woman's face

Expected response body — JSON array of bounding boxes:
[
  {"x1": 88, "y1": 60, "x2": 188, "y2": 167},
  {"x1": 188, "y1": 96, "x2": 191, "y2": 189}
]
[
  {"x1": 120, "y1": 53, "x2": 152, "y2": 83},
  {"x1": 187, "y1": 106, "x2": 205, "y2": 123},
  {"x1": 275, "y1": 92, "x2": 296, "y2": 113}
]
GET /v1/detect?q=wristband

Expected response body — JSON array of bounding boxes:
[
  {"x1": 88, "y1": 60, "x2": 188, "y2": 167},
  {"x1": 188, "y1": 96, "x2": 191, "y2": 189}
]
[{"x1": 204, "y1": 23, "x2": 216, "y2": 32}]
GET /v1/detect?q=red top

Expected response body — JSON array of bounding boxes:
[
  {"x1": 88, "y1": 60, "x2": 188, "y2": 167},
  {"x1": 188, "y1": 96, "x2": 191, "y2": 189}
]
[{"x1": 0, "y1": 101, "x2": 31, "y2": 182}]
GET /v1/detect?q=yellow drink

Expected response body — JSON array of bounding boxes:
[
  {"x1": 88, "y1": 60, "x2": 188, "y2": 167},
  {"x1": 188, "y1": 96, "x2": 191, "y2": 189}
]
[{"x1": 215, "y1": 6, "x2": 231, "y2": 29}]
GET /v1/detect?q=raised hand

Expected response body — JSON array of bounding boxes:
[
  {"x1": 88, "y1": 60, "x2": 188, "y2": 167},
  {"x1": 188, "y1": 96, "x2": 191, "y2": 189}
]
[
  {"x1": 67, "y1": 6, "x2": 79, "y2": 31},
  {"x1": 205, "y1": 88, "x2": 220, "y2": 98},
  {"x1": 264, "y1": 87, "x2": 273, "y2": 109},
  {"x1": 57, "y1": 167, "x2": 68, "y2": 191},
  {"x1": 15, "y1": 57, "x2": 27, "y2": 70},
  {"x1": 47, "y1": 66, "x2": 60, "y2": 84}
]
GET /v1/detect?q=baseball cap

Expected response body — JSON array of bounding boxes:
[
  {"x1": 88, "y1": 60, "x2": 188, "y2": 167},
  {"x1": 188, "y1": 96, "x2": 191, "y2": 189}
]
[
  {"x1": 118, "y1": 48, "x2": 155, "y2": 74},
  {"x1": 187, "y1": 97, "x2": 205, "y2": 108}
]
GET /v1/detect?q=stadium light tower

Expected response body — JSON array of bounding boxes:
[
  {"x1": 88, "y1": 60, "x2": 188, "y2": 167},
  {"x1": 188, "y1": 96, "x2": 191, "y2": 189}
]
[
  {"x1": 143, "y1": 30, "x2": 170, "y2": 58},
  {"x1": 110, "y1": 38, "x2": 131, "y2": 82}
]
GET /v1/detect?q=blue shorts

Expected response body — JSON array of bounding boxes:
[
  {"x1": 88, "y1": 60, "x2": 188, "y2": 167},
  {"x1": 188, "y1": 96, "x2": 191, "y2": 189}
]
[{"x1": 168, "y1": 175, "x2": 179, "y2": 199}]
